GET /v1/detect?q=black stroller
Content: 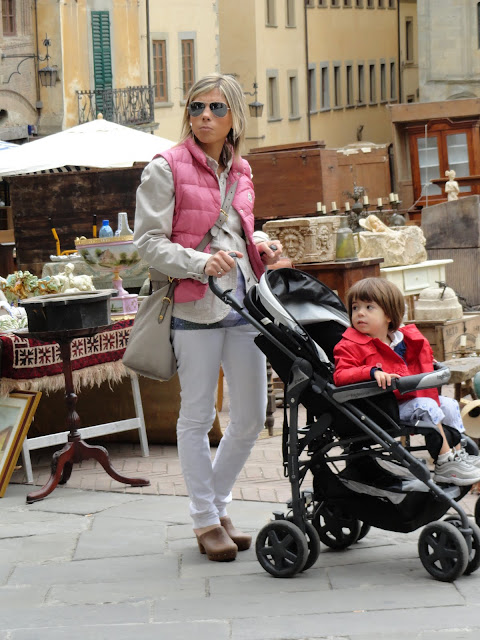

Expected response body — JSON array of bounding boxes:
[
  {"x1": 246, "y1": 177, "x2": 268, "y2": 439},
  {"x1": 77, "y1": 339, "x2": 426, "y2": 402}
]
[{"x1": 209, "y1": 266, "x2": 480, "y2": 582}]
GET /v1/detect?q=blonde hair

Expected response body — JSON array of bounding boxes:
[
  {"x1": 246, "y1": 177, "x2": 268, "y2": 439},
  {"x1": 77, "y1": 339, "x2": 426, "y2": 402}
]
[
  {"x1": 346, "y1": 277, "x2": 405, "y2": 332},
  {"x1": 180, "y1": 73, "x2": 247, "y2": 158}
]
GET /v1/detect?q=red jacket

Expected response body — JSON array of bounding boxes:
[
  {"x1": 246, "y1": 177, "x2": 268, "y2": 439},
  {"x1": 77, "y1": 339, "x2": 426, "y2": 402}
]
[{"x1": 333, "y1": 324, "x2": 440, "y2": 405}]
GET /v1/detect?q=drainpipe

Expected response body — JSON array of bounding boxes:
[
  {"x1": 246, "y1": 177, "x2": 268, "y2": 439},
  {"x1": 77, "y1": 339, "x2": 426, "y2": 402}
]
[
  {"x1": 33, "y1": 0, "x2": 42, "y2": 118},
  {"x1": 146, "y1": 0, "x2": 151, "y2": 88},
  {"x1": 145, "y1": 0, "x2": 153, "y2": 131},
  {"x1": 304, "y1": 0, "x2": 311, "y2": 141},
  {"x1": 397, "y1": 0, "x2": 402, "y2": 103}
]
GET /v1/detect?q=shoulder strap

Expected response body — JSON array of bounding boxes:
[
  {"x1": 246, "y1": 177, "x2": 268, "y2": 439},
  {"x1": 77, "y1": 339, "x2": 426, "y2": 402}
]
[
  {"x1": 150, "y1": 180, "x2": 239, "y2": 286},
  {"x1": 195, "y1": 181, "x2": 238, "y2": 251}
]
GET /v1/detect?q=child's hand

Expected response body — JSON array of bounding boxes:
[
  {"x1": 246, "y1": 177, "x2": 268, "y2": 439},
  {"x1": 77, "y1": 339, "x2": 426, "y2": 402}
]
[{"x1": 374, "y1": 370, "x2": 401, "y2": 390}]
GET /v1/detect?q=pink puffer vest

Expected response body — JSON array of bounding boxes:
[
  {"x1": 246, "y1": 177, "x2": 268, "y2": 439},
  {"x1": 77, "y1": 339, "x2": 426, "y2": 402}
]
[{"x1": 159, "y1": 137, "x2": 265, "y2": 303}]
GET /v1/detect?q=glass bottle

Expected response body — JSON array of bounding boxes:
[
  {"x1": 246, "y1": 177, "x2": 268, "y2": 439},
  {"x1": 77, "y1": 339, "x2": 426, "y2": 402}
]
[
  {"x1": 115, "y1": 211, "x2": 133, "y2": 236},
  {"x1": 335, "y1": 216, "x2": 357, "y2": 260},
  {"x1": 99, "y1": 219, "x2": 114, "y2": 238}
]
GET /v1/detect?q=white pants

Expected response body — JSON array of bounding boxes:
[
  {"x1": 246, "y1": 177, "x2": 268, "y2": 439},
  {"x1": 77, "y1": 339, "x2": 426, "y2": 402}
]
[
  {"x1": 398, "y1": 395, "x2": 464, "y2": 433},
  {"x1": 172, "y1": 324, "x2": 267, "y2": 528}
]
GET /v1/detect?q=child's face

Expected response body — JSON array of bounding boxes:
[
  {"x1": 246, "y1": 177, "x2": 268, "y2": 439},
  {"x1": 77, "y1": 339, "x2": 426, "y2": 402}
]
[{"x1": 351, "y1": 298, "x2": 391, "y2": 341}]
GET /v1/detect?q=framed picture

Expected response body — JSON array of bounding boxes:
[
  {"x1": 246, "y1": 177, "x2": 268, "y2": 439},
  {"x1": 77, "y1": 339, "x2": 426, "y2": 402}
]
[{"x1": 0, "y1": 391, "x2": 42, "y2": 498}]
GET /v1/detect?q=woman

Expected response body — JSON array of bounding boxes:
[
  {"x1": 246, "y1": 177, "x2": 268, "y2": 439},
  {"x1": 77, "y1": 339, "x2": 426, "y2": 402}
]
[{"x1": 134, "y1": 73, "x2": 283, "y2": 562}]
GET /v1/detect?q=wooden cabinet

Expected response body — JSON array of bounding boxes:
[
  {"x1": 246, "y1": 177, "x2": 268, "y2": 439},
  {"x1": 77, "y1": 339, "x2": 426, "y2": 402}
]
[{"x1": 408, "y1": 119, "x2": 480, "y2": 207}]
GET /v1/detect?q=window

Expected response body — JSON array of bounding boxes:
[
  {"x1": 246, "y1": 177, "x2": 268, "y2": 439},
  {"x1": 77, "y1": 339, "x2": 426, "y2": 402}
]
[
  {"x1": 409, "y1": 123, "x2": 476, "y2": 203},
  {"x1": 367, "y1": 0, "x2": 374, "y2": 7},
  {"x1": 266, "y1": 0, "x2": 276, "y2": 25},
  {"x1": 343, "y1": 0, "x2": 352, "y2": 6},
  {"x1": 405, "y1": 18, "x2": 414, "y2": 63},
  {"x1": 308, "y1": 64, "x2": 317, "y2": 112},
  {"x1": 447, "y1": 133, "x2": 470, "y2": 186},
  {"x1": 267, "y1": 71, "x2": 280, "y2": 119},
  {"x1": 355, "y1": 0, "x2": 364, "y2": 6},
  {"x1": 380, "y1": 61, "x2": 386, "y2": 101},
  {"x1": 2, "y1": 0, "x2": 15, "y2": 35},
  {"x1": 357, "y1": 63, "x2": 365, "y2": 105},
  {"x1": 369, "y1": 63, "x2": 376, "y2": 104},
  {"x1": 91, "y1": 11, "x2": 113, "y2": 117},
  {"x1": 346, "y1": 63, "x2": 354, "y2": 106},
  {"x1": 181, "y1": 39, "x2": 195, "y2": 99},
  {"x1": 388, "y1": 0, "x2": 396, "y2": 7},
  {"x1": 153, "y1": 40, "x2": 168, "y2": 102},
  {"x1": 286, "y1": 0, "x2": 295, "y2": 26},
  {"x1": 318, "y1": 0, "x2": 327, "y2": 6},
  {"x1": 288, "y1": 72, "x2": 299, "y2": 118},
  {"x1": 390, "y1": 60, "x2": 396, "y2": 101},
  {"x1": 333, "y1": 64, "x2": 342, "y2": 107},
  {"x1": 378, "y1": 0, "x2": 385, "y2": 7},
  {"x1": 416, "y1": 136, "x2": 442, "y2": 197},
  {"x1": 331, "y1": 0, "x2": 340, "y2": 6},
  {"x1": 321, "y1": 64, "x2": 330, "y2": 110}
]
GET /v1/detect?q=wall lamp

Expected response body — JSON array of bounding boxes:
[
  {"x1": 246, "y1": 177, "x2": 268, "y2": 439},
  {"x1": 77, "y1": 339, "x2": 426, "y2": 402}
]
[
  {"x1": 244, "y1": 80, "x2": 264, "y2": 118},
  {"x1": 1, "y1": 35, "x2": 58, "y2": 87}
]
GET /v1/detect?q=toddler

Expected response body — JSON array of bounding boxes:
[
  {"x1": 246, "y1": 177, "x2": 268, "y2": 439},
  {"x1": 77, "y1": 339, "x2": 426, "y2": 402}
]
[{"x1": 333, "y1": 277, "x2": 480, "y2": 487}]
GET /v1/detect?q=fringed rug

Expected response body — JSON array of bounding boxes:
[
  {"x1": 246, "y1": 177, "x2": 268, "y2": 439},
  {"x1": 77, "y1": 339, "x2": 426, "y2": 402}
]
[{"x1": 0, "y1": 319, "x2": 133, "y2": 396}]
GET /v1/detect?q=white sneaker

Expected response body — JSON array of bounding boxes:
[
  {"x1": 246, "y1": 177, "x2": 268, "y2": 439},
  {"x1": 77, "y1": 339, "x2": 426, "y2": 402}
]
[
  {"x1": 456, "y1": 447, "x2": 480, "y2": 469},
  {"x1": 433, "y1": 451, "x2": 480, "y2": 486}
]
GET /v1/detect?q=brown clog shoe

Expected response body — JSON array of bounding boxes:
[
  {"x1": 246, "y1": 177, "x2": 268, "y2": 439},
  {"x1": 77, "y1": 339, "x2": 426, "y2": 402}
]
[
  {"x1": 220, "y1": 516, "x2": 252, "y2": 551},
  {"x1": 196, "y1": 526, "x2": 237, "y2": 562}
]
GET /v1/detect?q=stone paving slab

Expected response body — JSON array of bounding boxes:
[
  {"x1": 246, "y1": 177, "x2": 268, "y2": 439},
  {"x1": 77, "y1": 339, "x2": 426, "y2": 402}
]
[
  {"x1": 1, "y1": 484, "x2": 480, "y2": 639},
  {"x1": 7, "y1": 622, "x2": 231, "y2": 640}
]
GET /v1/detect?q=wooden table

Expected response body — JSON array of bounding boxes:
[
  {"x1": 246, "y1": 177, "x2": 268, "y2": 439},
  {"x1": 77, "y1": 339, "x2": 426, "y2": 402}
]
[{"x1": 294, "y1": 257, "x2": 384, "y2": 302}]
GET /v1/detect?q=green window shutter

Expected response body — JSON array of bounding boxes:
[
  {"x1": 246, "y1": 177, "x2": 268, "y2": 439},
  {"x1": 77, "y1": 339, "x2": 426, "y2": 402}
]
[{"x1": 91, "y1": 11, "x2": 113, "y2": 116}]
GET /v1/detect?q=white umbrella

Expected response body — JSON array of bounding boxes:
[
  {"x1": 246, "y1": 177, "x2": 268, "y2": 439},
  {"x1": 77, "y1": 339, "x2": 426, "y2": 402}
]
[
  {"x1": 0, "y1": 118, "x2": 175, "y2": 176},
  {"x1": 0, "y1": 140, "x2": 18, "y2": 151}
]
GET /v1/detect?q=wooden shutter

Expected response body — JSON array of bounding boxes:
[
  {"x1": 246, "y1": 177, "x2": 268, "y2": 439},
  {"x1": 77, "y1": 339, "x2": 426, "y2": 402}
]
[{"x1": 91, "y1": 11, "x2": 113, "y2": 117}]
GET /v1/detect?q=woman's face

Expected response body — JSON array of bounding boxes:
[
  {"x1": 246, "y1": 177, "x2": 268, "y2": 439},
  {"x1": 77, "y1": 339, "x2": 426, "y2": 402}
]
[{"x1": 188, "y1": 88, "x2": 233, "y2": 149}]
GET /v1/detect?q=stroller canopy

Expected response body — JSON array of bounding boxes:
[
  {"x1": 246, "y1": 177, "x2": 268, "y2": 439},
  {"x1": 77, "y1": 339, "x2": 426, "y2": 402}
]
[{"x1": 256, "y1": 268, "x2": 350, "y2": 365}]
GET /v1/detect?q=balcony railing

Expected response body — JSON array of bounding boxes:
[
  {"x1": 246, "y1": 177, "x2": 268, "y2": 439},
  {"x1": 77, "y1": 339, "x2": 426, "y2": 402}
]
[{"x1": 77, "y1": 86, "x2": 155, "y2": 126}]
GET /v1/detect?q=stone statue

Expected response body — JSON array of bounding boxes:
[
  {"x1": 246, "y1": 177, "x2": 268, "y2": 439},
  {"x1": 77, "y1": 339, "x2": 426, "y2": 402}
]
[
  {"x1": 278, "y1": 229, "x2": 305, "y2": 262},
  {"x1": 445, "y1": 169, "x2": 460, "y2": 201},
  {"x1": 61, "y1": 262, "x2": 95, "y2": 294},
  {"x1": 356, "y1": 215, "x2": 427, "y2": 267},
  {"x1": 358, "y1": 214, "x2": 393, "y2": 234}
]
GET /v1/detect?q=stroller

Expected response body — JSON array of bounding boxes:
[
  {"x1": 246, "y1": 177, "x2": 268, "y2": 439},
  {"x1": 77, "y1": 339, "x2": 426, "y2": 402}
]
[{"x1": 209, "y1": 266, "x2": 480, "y2": 582}]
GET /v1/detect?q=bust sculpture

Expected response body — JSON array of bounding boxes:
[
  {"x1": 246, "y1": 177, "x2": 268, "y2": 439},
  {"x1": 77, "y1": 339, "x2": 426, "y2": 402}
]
[{"x1": 445, "y1": 169, "x2": 460, "y2": 201}]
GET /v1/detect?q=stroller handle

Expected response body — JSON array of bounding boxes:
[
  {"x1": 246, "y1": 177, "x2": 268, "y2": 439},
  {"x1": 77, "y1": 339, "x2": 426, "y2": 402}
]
[
  {"x1": 393, "y1": 364, "x2": 451, "y2": 395},
  {"x1": 208, "y1": 252, "x2": 243, "y2": 311},
  {"x1": 331, "y1": 364, "x2": 451, "y2": 403}
]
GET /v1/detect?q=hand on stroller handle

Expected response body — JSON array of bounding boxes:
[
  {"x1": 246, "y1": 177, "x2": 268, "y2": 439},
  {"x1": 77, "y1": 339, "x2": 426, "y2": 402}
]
[{"x1": 208, "y1": 252, "x2": 242, "y2": 309}]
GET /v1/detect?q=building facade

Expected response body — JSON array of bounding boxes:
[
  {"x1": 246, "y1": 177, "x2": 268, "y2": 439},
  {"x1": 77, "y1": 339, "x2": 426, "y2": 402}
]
[
  {"x1": 138, "y1": 0, "x2": 219, "y2": 144},
  {"x1": 1, "y1": 0, "x2": 148, "y2": 139},
  {"x1": 418, "y1": 0, "x2": 480, "y2": 103}
]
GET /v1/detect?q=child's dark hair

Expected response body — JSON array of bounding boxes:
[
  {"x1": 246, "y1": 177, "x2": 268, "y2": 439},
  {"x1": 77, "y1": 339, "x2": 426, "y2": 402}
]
[{"x1": 346, "y1": 277, "x2": 405, "y2": 332}]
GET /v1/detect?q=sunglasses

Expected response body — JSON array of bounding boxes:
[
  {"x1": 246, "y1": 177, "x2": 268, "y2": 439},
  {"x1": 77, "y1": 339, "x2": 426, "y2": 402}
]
[{"x1": 188, "y1": 101, "x2": 230, "y2": 118}]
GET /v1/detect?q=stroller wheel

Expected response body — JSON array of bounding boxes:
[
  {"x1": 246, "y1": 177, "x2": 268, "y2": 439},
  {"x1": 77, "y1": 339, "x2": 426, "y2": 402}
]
[
  {"x1": 357, "y1": 522, "x2": 371, "y2": 542},
  {"x1": 418, "y1": 521, "x2": 469, "y2": 582},
  {"x1": 475, "y1": 497, "x2": 480, "y2": 528},
  {"x1": 443, "y1": 516, "x2": 480, "y2": 576},
  {"x1": 312, "y1": 502, "x2": 361, "y2": 550},
  {"x1": 255, "y1": 520, "x2": 309, "y2": 578},
  {"x1": 287, "y1": 518, "x2": 321, "y2": 571}
]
